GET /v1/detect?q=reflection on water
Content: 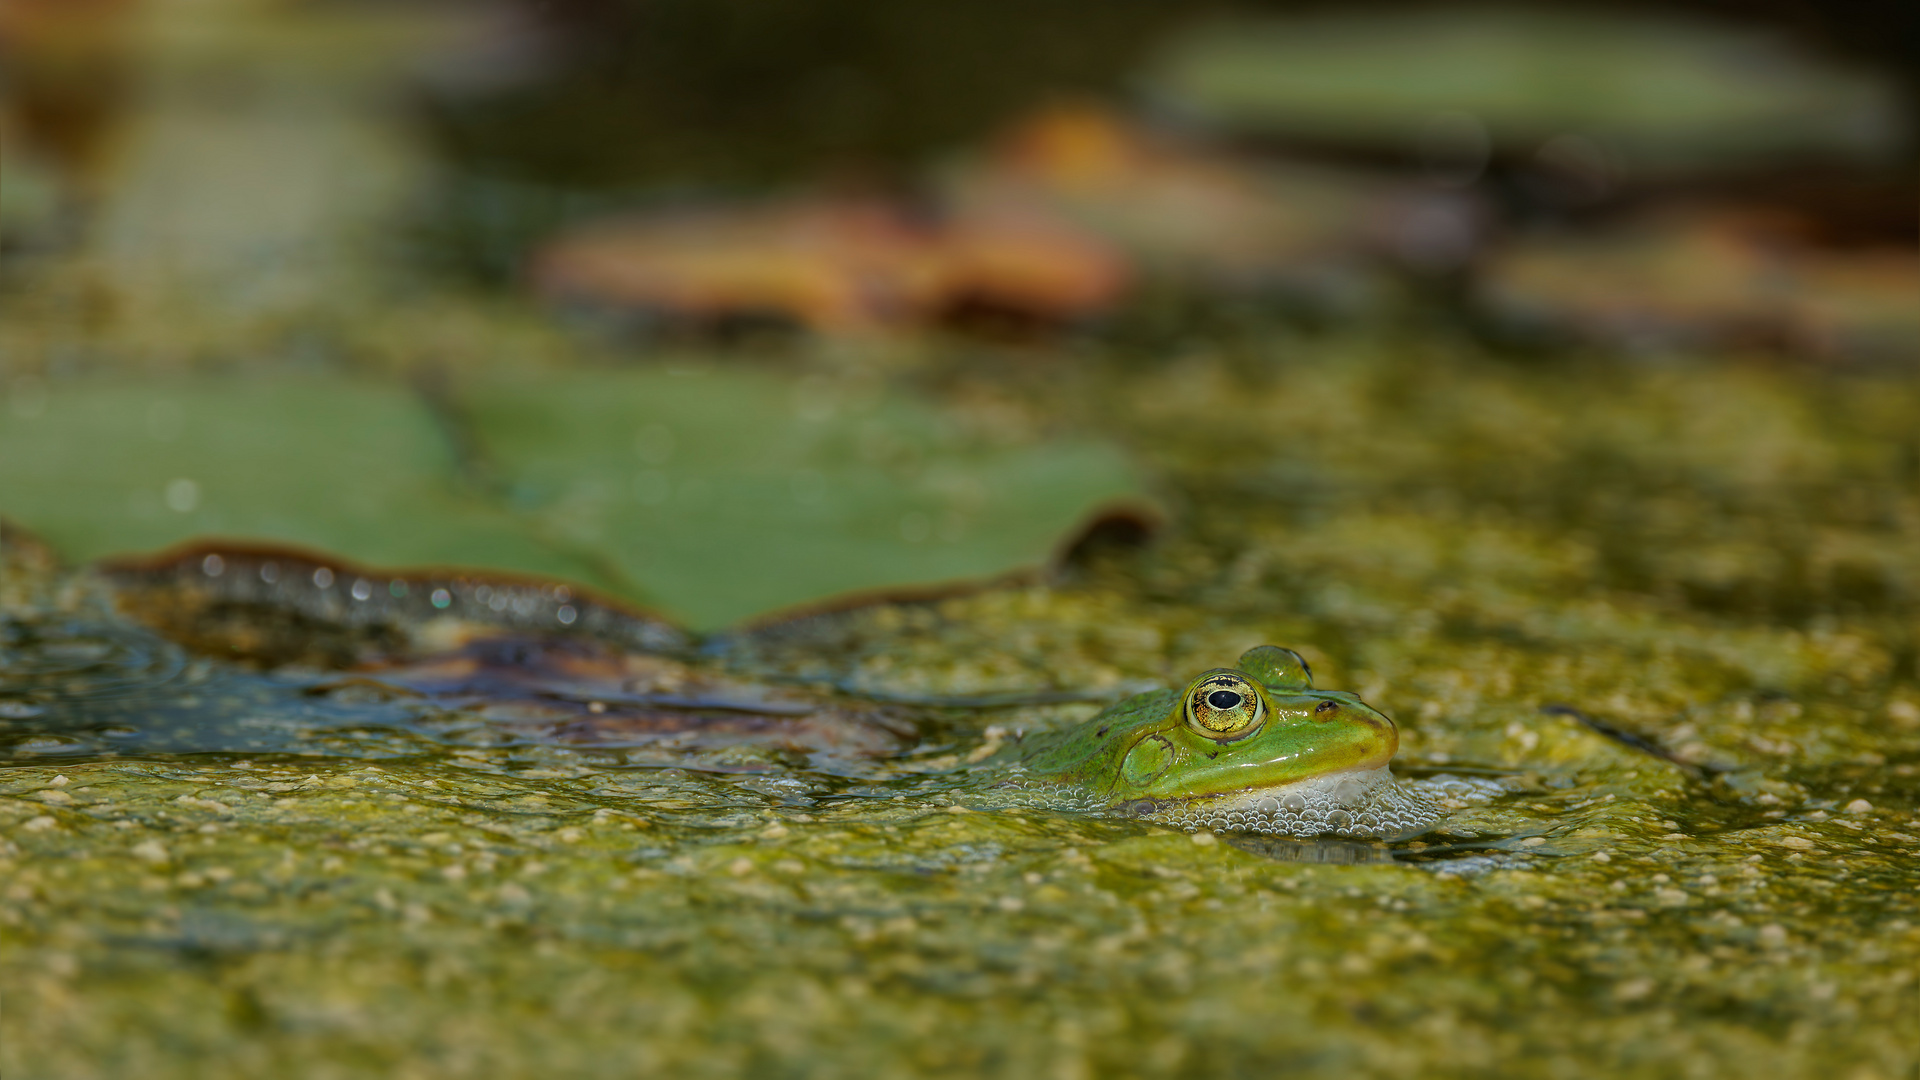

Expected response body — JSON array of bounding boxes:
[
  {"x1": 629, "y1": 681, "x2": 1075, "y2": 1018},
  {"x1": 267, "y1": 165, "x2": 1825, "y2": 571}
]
[
  {"x1": 0, "y1": 617, "x2": 185, "y2": 705},
  {"x1": 0, "y1": 610, "x2": 921, "y2": 773},
  {"x1": 0, "y1": 614, "x2": 423, "y2": 760}
]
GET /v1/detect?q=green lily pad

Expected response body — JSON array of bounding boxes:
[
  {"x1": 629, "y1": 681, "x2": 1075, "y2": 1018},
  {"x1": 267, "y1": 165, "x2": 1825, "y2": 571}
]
[
  {"x1": 0, "y1": 376, "x2": 595, "y2": 581},
  {"x1": 0, "y1": 368, "x2": 1145, "y2": 628},
  {"x1": 1147, "y1": 7, "x2": 1904, "y2": 175},
  {"x1": 458, "y1": 367, "x2": 1144, "y2": 627}
]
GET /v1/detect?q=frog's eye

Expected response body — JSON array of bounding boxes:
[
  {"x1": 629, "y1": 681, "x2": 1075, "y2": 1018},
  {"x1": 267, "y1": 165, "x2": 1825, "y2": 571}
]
[{"x1": 1185, "y1": 673, "x2": 1264, "y2": 738}]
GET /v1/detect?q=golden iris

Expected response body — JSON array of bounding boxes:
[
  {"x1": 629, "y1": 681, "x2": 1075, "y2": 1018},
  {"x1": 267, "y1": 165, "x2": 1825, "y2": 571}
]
[{"x1": 1184, "y1": 672, "x2": 1264, "y2": 737}]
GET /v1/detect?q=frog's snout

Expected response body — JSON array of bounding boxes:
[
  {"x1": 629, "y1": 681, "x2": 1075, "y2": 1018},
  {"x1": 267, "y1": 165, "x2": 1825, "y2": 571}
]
[
  {"x1": 1358, "y1": 710, "x2": 1398, "y2": 769},
  {"x1": 1335, "y1": 702, "x2": 1398, "y2": 769}
]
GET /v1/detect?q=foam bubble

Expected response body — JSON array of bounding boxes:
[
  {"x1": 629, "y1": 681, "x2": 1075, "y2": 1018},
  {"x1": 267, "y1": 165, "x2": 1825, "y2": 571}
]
[
  {"x1": 968, "y1": 764, "x2": 1444, "y2": 840},
  {"x1": 1146, "y1": 767, "x2": 1442, "y2": 840}
]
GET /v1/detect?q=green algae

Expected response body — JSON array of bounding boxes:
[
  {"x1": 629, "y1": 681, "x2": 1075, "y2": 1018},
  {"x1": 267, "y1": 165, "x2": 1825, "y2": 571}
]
[
  {"x1": 5, "y1": 338, "x2": 1920, "y2": 1079},
  {"x1": 3, "y1": 750, "x2": 1916, "y2": 1078}
]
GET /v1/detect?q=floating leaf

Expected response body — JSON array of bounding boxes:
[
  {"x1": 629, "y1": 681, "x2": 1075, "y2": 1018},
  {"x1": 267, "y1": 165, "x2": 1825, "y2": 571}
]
[
  {"x1": 0, "y1": 377, "x2": 600, "y2": 581},
  {"x1": 457, "y1": 367, "x2": 1145, "y2": 627},
  {"x1": 1148, "y1": 8, "x2": 1905, "y2": 176},
  {"x1": 0, "y1": 368, "x2": 1147, "y2": 627}
]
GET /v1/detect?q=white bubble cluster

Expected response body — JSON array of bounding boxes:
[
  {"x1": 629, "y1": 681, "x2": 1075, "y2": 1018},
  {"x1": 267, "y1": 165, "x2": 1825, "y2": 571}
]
[
  {"x1": 972, "y1": 764, "x2": 1444, "y2": 840},
  {"x1": 1148, "y1": 767, "x2": 1442, "y2": 840}
]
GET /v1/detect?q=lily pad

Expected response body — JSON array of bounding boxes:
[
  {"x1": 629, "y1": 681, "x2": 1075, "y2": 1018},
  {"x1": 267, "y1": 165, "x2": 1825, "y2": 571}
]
[
  {"x1": 1147, "y1": 7, "x2": 1905, "y2": 176},
  {"x1": 0, "y1": 368, "x2": 1146, "y2": 627},
  {"x1": 0, "y1": 376, "x2": 596, "y2": 580},
  {"x1": 457, "y1": 367, "x2": 1145, "y2": 626}
]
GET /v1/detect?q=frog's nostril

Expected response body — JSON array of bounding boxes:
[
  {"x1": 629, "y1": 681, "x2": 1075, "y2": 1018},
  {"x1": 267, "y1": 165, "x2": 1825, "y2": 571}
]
[
  {"x1": 1315, "y1": 700, "x2": 1339, "y2": 714},
  {"x1": 1207, "y1": 690, "x2": 1242, "y2": 710}
]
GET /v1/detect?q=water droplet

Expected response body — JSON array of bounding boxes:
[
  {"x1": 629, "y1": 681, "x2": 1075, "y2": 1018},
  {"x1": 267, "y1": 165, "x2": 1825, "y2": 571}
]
[
  {"x1": 431, "y1": 588, "x2": 452, "y2": 609},
  {"x1": 350, "y1": 579, "x2": 372, "y2": 601},
  {"x1": 312, "y1": 567, "x2": 334, "y2": 588},
  {"x1": 388, "y1": 579, "x2": 408, "y2": 598},
  {"x1": 201, "y1": 554, "x2": 224, "y2": 577},
  {"x1": 164, "y1": 478, "x2": 199, "y2": 513},
  {"x1": 259, "y1": 562, "x2": 280, "y2": 584},
  {"x1": 557, "y1": 605, "x2": 578, "y2": 626}
]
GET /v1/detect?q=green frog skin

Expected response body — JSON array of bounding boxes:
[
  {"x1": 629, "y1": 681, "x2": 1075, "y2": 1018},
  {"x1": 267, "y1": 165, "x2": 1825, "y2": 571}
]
[{"x1": 983, "y1": 646, "x2": 1440, "y2": 839}]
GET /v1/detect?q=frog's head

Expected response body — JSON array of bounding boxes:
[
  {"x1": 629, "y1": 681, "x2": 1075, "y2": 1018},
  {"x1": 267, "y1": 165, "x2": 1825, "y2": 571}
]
[{"x1": 1113, "y1": 646, "x2": 1399, "y2": 803}]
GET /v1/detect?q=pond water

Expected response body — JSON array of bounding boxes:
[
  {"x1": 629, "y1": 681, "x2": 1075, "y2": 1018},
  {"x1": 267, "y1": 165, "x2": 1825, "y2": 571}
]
[
  {"x1": 5, "y1": 339, "x2": 1918, "y2": 1078},
  {"x1": 3, "y1": 2, "x2": 1916, "y2": 1074}
]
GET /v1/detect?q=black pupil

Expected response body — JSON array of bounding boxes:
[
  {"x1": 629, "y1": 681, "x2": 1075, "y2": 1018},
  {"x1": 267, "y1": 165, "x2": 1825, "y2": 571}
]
[{"x1": 1207, "y1": 690, "x2": 1243, "y2": 710}]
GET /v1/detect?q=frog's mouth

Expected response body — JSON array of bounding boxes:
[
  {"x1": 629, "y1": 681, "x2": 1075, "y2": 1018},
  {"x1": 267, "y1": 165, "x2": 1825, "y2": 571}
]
[{"x1": 1131, "y1": 766, "x2": 1442, "y2": 840}]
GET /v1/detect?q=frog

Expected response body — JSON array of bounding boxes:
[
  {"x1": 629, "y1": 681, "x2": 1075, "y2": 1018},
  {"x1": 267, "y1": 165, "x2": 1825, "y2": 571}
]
[{"x1": 978, "y1": 646, "x2": 1440, "y2": 840}]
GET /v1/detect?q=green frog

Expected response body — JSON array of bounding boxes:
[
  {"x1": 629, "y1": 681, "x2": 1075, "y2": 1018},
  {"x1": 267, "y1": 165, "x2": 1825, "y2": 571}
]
[{"x1": 979, "y1": 646, "x2": 1440, "y2": 840}]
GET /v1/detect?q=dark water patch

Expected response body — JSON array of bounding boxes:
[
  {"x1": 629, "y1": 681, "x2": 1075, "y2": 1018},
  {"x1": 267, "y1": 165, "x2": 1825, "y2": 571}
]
[
  {"x1": 0, "y1": 610, "x2": 915, "y2": 771},
  {"x1": 0, "y1": 617, "x2": 188, "y2": 706},
  {"x1": 0, "y1": 616, "x2": 424, "y2": 761}
]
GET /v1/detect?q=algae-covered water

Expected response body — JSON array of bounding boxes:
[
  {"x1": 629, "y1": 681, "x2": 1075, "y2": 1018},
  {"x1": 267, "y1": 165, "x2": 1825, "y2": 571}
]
[
  {"x1": 3, "y1": 3, "x2": 1916, "y2": 1073},
  {"x1": 4, "y1": 336, "x2": 1918, "y2": 1078}
]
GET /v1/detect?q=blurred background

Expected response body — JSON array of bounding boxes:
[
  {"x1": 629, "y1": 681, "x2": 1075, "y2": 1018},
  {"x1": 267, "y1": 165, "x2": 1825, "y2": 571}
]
[{"x1": 1, "y1": 0, "x2": 1914, "y2": 626}]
